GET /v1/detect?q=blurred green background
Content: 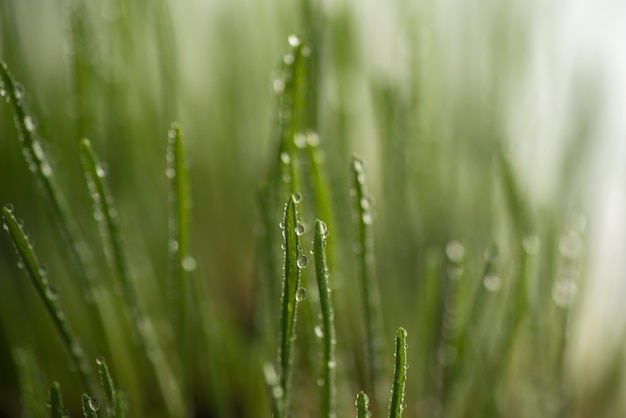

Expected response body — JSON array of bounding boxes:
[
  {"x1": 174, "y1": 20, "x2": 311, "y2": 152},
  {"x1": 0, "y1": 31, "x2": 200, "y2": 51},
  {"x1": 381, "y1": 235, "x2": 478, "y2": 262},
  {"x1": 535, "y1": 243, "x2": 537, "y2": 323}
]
[{"x1": 1, "y1": 0, "x2": 624, "y2": 416}]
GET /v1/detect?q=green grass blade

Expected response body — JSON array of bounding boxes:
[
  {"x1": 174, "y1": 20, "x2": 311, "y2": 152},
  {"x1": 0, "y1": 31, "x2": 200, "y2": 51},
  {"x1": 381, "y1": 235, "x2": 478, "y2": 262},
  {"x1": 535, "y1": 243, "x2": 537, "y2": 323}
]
[
  {"x1": 79, "y1": 139, "x2": 185, "y2": 417},
  {"x1": 263, "y1": 362, "x2": 282, "y2": 418},
  {"x1": 81, "y1": 394, "x2": 99, "y2": 418},
  {"x1": 350, "y1": 155, "x2": 384, "y2": 402},
  {"x1": 388, "y1": 328, "x2": 408, "y2": 418},
  {"x1": 13, "y1": 348, "x2": 44, "y2": 418},
  {"x1": 166, "y1": 123, "x2": 192, "y2": 373},
  {"x1": 277, "y1": 193, "x2": 305, "y2": 418},
  {"x1": 305, "y1": 133, "x2": 336, "y2": 268},
  {"x1": 49, "y1": 382, "x2": 68, "y2": 418},
  {"x1": 313, "y1": 219, "x2": 336, "y2": 418},
  {"x1": 96, "y1": 356, "x2": 126, "y2": 418},
  {"x1": 3, "y1": 207, "x2": 95, "y2": 393},
  {"x1": 356, "y1": 391, "x2": 371, "y2": 418},
  {"x1": 0, "y1": 62, "x2": 98, "y2": 297}
]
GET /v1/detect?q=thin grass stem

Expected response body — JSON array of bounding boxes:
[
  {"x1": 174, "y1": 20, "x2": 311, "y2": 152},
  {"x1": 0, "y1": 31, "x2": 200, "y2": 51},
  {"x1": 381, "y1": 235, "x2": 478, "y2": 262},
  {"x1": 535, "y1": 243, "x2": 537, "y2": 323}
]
[
  {"x1": 81, "y1": 394, "x2": 99, "y2": 418},
  {"x1": 356, "y1": 391, "x2": 371, "y2": 418},
  {"x1": 388, "y1": 328, "x2": 408, "y2": 418},
  {"x1": 3, "y1": 207, "x2": 95, "y2": 393},
  {"x1": 49, "y1": 381, "x2": 67, "y2": 418}
]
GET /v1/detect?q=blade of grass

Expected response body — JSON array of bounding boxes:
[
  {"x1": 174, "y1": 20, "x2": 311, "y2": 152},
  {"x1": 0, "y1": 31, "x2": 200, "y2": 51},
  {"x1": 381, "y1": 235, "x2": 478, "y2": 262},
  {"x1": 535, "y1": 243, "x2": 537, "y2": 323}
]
[
  {"x1": 81, "y1": 394, "x2": 99, "y2": 418},
  {"x1": 13, "y1": 347, "x2": 44, "y2": 418},
  {"x1": 263, "y1": 362, "x2": 282, "y2": 418},
  {"x1": 96, "y1": 356, "x2": 126, "y2": 418},
  {"x1": 49, "y1": 381, "x2": 68, "y2": 418},
  {"x1": 313, "y1": 219, "x2": 336, "y2": 418},
  {"x1": 276, "y1": 193, "x2": 305, "y2": 418},
  {"x1": 0, "y1": 63, "x2": 100, "y2": 306},
  {"x1": 166, "y1": 123, "x2": 192, "y2": 378},
  {"x1": 356, "y1": 390, "x2": 371, "y2": 418},
  {"x1": 388, "y1": 328, "x2": 408, "y2": 418},
  {"x1": 350, "y1": 155, "x2": 384, "y2": 405},
  {"x1": 3, "y1": 207, "x2": 95, "y2": 393},
  {"x1": 79, "y1": 138, "x2": 185, "y2": 417}
]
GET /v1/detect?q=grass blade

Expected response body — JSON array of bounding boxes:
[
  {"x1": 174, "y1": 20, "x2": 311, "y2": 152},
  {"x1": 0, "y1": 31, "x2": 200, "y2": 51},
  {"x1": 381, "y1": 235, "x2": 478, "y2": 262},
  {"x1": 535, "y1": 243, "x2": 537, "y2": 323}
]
[
  {"x1": 277, "y1": 193, "x2": 305, "y2": 417},
  {"x1": 0, "y1": 62, "x2": 99, "y2": 301},
  {"x1": 80, "y1": 139, "x2": 185, "y2": 417},
  {"x1": 81, "y1": 394, "x2": 99, "y2": 418},
  {"x1": 3, "y1": 206, "x2": 95, "y2": 393},
  {"x1": 96, "y1": 356, "x2": 126, "y2": 418},
  {"x1": 263, "y1": 362, "x2": 282, "y2": 418},
  {"x1": 356, "y1": 391, "x2": 371, "y2": 418},
  {"x1": 388, "y1": 328, "x2": 408, "y2": 418},
  {"x1": 350, "y1": 155, "x2": 384, "y2": 403},
  {"x1": 49, "y1": 382, "x2": 67, "y2": 418},
  {"x1": 166, "y1": 123, "x2": 192, "y2": 374},
  {"x1": 313, "y1": 219, "x2": 336, "y2": 418}
]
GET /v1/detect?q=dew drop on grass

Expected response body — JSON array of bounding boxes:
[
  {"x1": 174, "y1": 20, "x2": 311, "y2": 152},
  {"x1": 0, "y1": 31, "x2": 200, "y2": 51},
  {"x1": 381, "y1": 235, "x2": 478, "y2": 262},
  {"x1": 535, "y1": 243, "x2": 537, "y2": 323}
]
[
  {"x1": 182, "y1": 256, "x2": 197, "y2": 272},
  {"x1": 296, "y1": 254, "x2": 308, "y2": 268},
  {"x1": 273, "y1": 78, "x2": 285, "y2": 93},
  {"x1": 294, "y1": 133, "x2": 306, "y2": 149},
  {"x1": 88, "y1": 397, "x2": 100, "y2": 411},
  {"x1": 2, "y1": 223, "x2": 8, "y2": 231},
  {"x1": 41, "y1": 162, "x2": 52, "y2": 177},
  {"x1": 317, "y1": 378, "x2": 324, "y2": 386},
  {"x1": 4, "y1": 203, "x2": 14, "y2": 213},
  {"x1": 14, "y1": 83, "x2": 24, "y2": 100},
  {"x1": 445, "y1": 241, "x2": 465, "y2": 263},
  {"x1": 314, "y1": 325, "x2": 323, "y2": 338},
  {"x1": 483, "y1": 275, "x2": 502, "y2": 292},
  {"x1": 327, "y1": 360, "x2": 336, "y2": 369},
  {"x1": 279, "y1": 221, "x2": 285, "y2": 230},
  {"x1": 360, "y1": 197, "x2": 371, "y2": 210},
  {"x1": 283, "y1": 53, "x2": 295, "y2": 65},
  {"x1": 288, "y1": 34, "x2": 301, "y2": 47},
  {"x1": 295, "y1": 287, "x2": 307, "y2": 301},
  {"x1": 307, "y1": 132, "x2": 320, "y2": 147},
  {"x1": 96, "y1": 356, "x2": 105, "y2": 366},
  {"x1": 317, "y1": 220, "x2": 328, "y2": 237},
  {"x1": 24, "y1": 115, "x2": 36, "y2": 132},
  {"x1": 295, "y1": 223, "x2": 305, "y2": 236},
  {"x1": 559, "y1": 233, "x2": 582, "y2": 258},
  {"x1": 362, "y1": 212, "x2": 373, "y2": 225},
  {"x1": 165, "y1": 167, "x2": 176, "y2": 178},
  {"x1": 483, "y1": 244, "x2": 499, "y2": 262},
  {"x1": 292, "y1": 192, "x2": 302, "y2": 204},
  {"x1": 169, "y1": 239, "x2": 179, "y2": 252},
  {"x1": 46, "y1": 284, "x2": 60, "y2": 300},
  {"x1": 280, "y1": 152, "x2": 290, "y2": 165},
  {"x1": 552, "y1": 279, "x2": 577, "y2": 308},
  {"x1": 95, "y1": 164, "x2": 106, "y2": 178}
]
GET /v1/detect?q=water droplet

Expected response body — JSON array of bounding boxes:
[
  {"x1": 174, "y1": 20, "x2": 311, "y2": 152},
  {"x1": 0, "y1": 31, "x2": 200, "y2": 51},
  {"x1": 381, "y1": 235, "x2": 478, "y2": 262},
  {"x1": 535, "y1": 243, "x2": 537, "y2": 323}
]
[
  {"x1": 559, "y1": 233, "x2": 582, "y2": 258},
  {"x1": 360, "y1": 197, "x2": 371, "y2": 210},
  {"x1": 295, "y1": 287, "x2": 307, "y2": 301},
  {"x1": 295, "y1": 223, "x2": 305, "y2": 236},
  {"x1": 5, "y1": 203, "x2": 14, "y2": 213},
  {"x1": 445, "y1": 241, "x2": 465, "y2": 263},
  {"x1": 46, "y1": 284, "x2": 60, "y2": 300},
  {"x1": 17, "y1": 260, "x2": 24, "y2": 269},
  {"x1": 327, "y1": 360, "x2": 336, "y2": 369},
  {"x1": 88, "y1": 397, "x2": 100, "y2": 411},
  {"x1": 307, "y1": 132, "x2": 320, "y2": 147},
  {"x1": 523, "y1": 235, "x2": 541, "y2": 254},
  {"x1": 362, "y1": 212, "x2": 373, "y2": 225},
  {"x1": 302, "y1": 46, "x2": 312, "y2": 56},
  {"x1": 483, "y1": 275, "x2": 502, "y2": 292},
  {"x1": 552, "y1": 279, "x2": 577, "y2": 308},
  {"x1": 279, "y1": 221, "x2": 285, "y2": 230},
  {"x1": 24, "y1": 115, "x2": 36, "y2": 132},
  {"x1": 292, "y1": 192, "x2": 302, "y2": 204},
  {"x1": 314, "y1": 325, "x2": 323, "y2": 338},
  {"x1": 283, "y1": 53, "x2": 295, "y2": 65},
  {"x1": 296, "y1": 254, "x2": 308, "y2": 268},
  {"x1": 41, "y1": 162, "x2": 52, "y2": 177},
  {"x1": 14, "y1": 83, "x2": 24, "y2": 100},
  {"x1": 317, "y1": 378, "x2": 324, "y2": 386},
  {"x1": 280, "y1": 152, "x2": 291, "y2": 165},
  {"x1": 0, "y1": 88, "x2": 5, "y2": 97},
  {"x1": 272, "y1": 386, "x2": 284, "y2": 399},
  {"x1": 182, "y1": 256, "x2": 197, "y2": 272},
  {"x1": 165, "y1": 167, "x2": 176, "y2": 178},
  {"x1": 294, "y1": 133, "x2": 306, "y2": 149},
  {"x1": 273, "y1": 78, "x2": 285, "y2": 93},
  {"x1": 96, "y1": 356, "x2": 105, "y2": 366},
  {"x1": 96, "y1": 164, "x2": 106, "y2": 178},
  {"x1": 32, "y1": 141, "x2": 45, "y2": 159},
  {"x1": 288, "y1": 34, "x2": 301, "y2": 47},
  {"x1": 317, "y1": 220, "x2": 328, "y2": 238},
  {"x1": 353, "y1": 158, "x2": 364, "y2": 172},
  {"x1": 483, "y1": 244, "x2": 499, "y2": 263},
  {"x1": 169, "y1": 239, "x2": 179, "y2": 252},
  {"x1": 2, "y1": 223, "x2": 8, "y2": 231}
]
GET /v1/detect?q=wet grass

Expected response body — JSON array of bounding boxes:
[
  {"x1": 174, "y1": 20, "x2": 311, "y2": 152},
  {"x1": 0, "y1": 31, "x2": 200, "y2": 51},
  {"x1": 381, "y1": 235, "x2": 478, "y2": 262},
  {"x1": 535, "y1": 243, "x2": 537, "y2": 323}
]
[{"x1": 0, "y1": 1, "x2": 618, "y2": 417}]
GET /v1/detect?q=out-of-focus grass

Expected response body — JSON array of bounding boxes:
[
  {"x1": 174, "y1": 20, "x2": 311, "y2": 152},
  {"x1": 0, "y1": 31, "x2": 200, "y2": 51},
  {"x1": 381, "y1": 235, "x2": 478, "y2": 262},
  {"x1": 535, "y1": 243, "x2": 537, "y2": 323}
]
[{"x1": 0, "y1": 0, "x2": 620, "y2": 417}]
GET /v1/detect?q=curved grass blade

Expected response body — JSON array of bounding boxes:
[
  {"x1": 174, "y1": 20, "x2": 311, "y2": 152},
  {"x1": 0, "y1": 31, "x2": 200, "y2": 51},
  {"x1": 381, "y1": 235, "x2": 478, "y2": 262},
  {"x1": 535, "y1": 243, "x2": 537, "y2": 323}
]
[
  {"x1": 313, "y1": 219, "x2": 336, "y2": 418},
  {"x1": 388, "y1": 328, "x2": 408, "y2": 418},
  {"x1": 356, "y1": 391, "x2": 371, "y2": 418},
  {"x1": 305, "y1": 133, "x2": 335, "y2": 268},
  {"x1": 3, "y1": 207, "x2": 95, "y2": 393},
  {"x1": 79, "y1": 139, "x2": 185, "y2": 417},
  {"x1": 276, "y1": 193, "x2": 305, "y2": 418},
  {"x1": 166, "y1": 123, "x2": 192, "y2": 375},
  {"x1": 96, "y1": 356, "x2": 126, "y2": 418},
  {"x1": 350, "y1": 155, "x2": 384, "y2": 402},
  {"x1": 81, "y1": 394, "x2": 99, "y2": 418},
  {"x1": 13, "y1": 347, "x2": 44, "y2": 418},
  {"x1": 0, "y1": 63, "x2": 99, "y2": 300},
  {"x1": 49, "y1": 381, "x2": 69, "y2": 418}
]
